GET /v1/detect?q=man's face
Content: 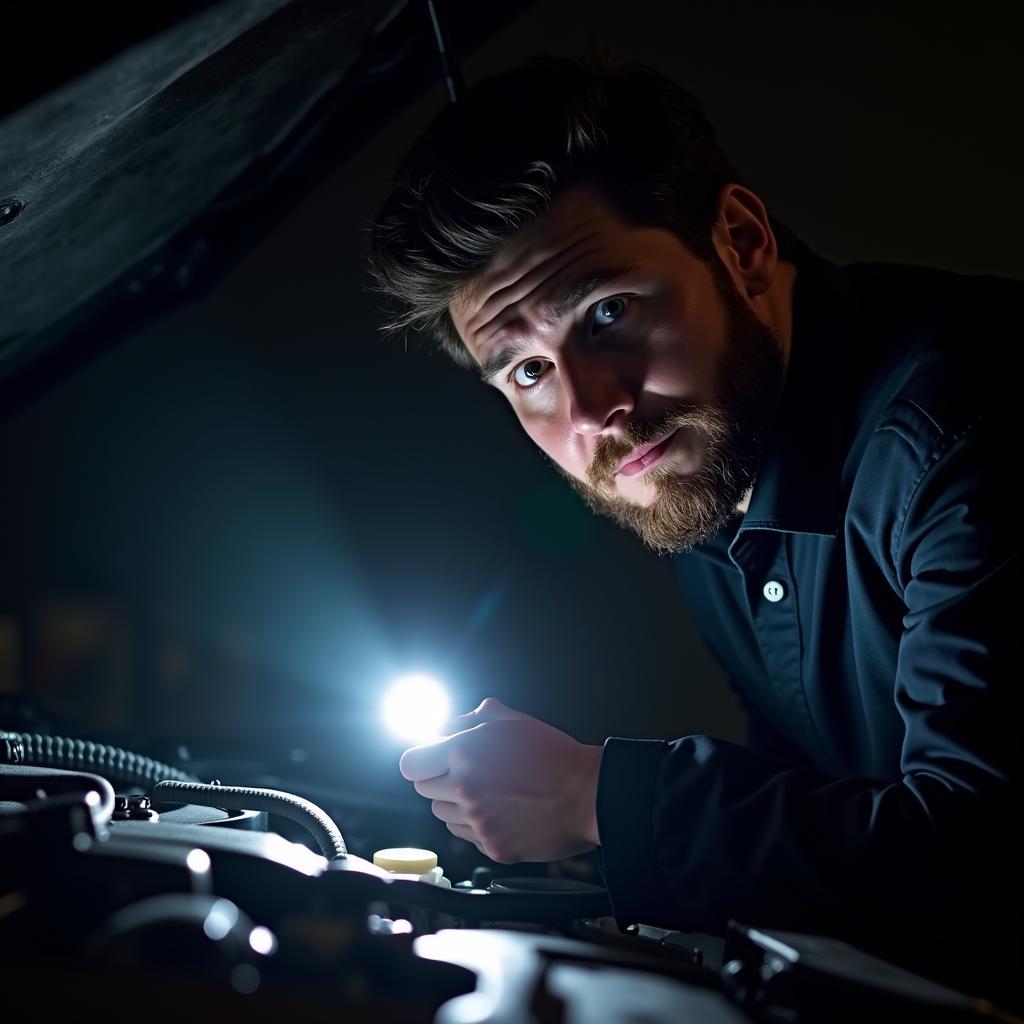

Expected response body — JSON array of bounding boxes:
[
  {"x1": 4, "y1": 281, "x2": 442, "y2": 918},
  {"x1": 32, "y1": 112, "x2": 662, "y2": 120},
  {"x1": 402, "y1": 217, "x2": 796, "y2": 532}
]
[{"x1": 449, "y1": 185, "x2": 786, "y2": 553}]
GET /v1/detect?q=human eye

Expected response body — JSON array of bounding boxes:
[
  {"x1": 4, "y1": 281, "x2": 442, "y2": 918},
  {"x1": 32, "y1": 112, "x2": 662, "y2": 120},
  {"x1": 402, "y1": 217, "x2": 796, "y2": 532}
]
[
  {"x1": 511, "y1": 357, "x2": 552, "y2": 389},
  {"x1": 590, "y1": 295, "x2": 630, "y2": 330}
]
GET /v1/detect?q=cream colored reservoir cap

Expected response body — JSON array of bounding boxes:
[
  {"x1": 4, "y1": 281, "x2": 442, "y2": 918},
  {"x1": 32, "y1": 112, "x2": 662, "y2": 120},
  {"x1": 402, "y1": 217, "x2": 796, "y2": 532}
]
[{"x1": 373, "y1": 847, "x2": 438, "y2": 874}]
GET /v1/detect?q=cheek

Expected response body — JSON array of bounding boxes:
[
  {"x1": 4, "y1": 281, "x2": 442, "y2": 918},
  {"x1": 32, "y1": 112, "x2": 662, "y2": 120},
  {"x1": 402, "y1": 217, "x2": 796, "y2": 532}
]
[
  {"x1": 640, "y1": 294, "x2": 724, "y2": 405},
  {"x1": 517, "y1": 407, "x2": 589, "y2": 482}
]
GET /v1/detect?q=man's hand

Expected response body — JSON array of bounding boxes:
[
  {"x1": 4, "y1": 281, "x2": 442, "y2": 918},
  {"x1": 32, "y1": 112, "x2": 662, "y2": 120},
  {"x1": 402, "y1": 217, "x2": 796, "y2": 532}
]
[{"x1": 399, "y1": 698, "x2": 603, "y2": 864}]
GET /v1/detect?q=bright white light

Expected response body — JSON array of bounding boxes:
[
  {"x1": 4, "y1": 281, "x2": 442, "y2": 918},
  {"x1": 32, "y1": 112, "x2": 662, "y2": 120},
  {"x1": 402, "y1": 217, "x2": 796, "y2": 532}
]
[
  {"x1": 382, "y1": 674, "x2": 451, "y2": 743},
  {"x1": 187, "y1": 848, "x2": 211, "y2": 874},
  {"x1": 249, "y1": 925, "x2": 278, "y2": 956}
]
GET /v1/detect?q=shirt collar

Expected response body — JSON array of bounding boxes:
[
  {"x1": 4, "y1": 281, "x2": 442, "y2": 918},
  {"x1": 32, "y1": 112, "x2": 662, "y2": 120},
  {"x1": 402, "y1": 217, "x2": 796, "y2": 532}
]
[{"x1": 736, "y1": 243, "x2": 861, "y2": 539}]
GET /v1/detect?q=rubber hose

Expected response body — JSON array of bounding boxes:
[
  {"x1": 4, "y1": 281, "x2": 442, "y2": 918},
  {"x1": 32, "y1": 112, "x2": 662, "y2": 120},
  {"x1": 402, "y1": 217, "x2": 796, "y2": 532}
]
[
  {"x1": 0, "y1": 763, "x2": 116, "y2": 824},
  {"x1": 0, "y1": 732, "x2": 198, "y2": 788},
  {"x1": 153, "y1": 780, "x2": 347, "y2": 859}
]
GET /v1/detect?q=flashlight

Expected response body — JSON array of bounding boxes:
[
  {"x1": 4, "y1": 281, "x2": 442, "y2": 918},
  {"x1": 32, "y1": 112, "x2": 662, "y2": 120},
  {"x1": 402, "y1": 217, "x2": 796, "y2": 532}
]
[{"x1": 381, "y1": 673, "x2": 451, "y2": 744}]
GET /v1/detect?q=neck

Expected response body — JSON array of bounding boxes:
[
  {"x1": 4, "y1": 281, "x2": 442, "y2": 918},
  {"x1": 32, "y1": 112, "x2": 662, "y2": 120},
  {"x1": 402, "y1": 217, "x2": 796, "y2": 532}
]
[
  {"x1": 736, "y1": 259, "x2": 798, "y2": 516},
  {"x1": 765, "y1": 258, "x2": 798, "y2": 374}
]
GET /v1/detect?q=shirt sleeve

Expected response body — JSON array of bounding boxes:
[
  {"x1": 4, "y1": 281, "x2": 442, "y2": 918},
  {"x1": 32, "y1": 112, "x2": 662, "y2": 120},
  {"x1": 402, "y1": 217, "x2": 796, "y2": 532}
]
[{"x1": 596, "y1": 415, "x2": 1021, "y2": 992}]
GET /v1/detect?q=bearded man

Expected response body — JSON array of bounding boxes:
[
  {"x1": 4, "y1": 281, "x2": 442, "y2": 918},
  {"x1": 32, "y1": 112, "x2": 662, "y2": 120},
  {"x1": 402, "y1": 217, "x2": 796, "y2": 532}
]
[{"x1": 368, "y1": 55, "x2": 1019, "y2": 1003}]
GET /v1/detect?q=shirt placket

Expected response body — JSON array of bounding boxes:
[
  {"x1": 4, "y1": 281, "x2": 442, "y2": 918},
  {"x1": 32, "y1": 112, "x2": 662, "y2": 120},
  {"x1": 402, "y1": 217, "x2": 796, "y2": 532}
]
[{"x1": 728, "y1": 528, "x2": 827, "y2": 766}]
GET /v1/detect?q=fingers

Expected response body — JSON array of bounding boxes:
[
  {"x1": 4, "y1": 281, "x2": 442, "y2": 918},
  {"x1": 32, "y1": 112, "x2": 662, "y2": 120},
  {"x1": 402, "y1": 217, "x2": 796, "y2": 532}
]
[
  {"x1": 401, "y1": 704, "x2": 514, "y2": 780},
  {"x1": 450, "y1": 696, "x2": 519, "y2": 731},
  {"x1": 430, "y1": 800, "x2": 466, "y2": 825},
  {"x1": 445, "y1": 821, "x2": 481, "y2": 848},
  {"x1": 399, "y1": 736, "x2": 452, "y2": 782},
  {"x1": 413, "y1": 776, "x2": 456, "y2": 800}
]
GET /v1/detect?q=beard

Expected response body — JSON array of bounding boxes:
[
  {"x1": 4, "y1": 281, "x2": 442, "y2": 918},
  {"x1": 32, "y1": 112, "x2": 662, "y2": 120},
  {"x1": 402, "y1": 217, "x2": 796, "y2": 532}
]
[{"x1": 559, "y1": 253, "x2": 786, "y2": 554}]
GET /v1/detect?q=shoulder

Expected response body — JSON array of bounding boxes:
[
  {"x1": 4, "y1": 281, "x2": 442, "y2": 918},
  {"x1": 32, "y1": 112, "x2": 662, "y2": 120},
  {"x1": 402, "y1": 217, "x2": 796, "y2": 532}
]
[
  {"x1": 841, "y1": 263, "x2": 1018, "y2": 579},
  {"x1": 847, "y1": 262, "x2": 1017, "y2": 447}
]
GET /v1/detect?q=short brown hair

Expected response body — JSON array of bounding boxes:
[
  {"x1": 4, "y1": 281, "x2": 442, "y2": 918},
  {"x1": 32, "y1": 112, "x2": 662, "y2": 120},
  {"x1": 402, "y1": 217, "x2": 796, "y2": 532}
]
[{"x1": 368, "y1": 53, "x2": 789, "y2": 368}]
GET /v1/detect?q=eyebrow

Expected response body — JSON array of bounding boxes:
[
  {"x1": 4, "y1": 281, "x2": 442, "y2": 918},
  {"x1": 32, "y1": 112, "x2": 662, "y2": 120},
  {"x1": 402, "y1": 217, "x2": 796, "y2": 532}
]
[{"x1": 477, "y1": 266, "x2": 631, "y2": 383}]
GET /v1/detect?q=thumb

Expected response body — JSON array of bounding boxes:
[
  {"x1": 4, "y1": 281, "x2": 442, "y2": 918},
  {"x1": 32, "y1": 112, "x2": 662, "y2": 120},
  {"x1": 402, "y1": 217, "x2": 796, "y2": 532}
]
[{"x1": 450, "y1": 696, "x2": 522, "y2": 731}]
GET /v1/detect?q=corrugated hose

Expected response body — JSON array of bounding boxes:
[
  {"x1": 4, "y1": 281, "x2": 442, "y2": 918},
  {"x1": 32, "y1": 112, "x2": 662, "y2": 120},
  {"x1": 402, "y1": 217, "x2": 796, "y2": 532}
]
[{"x1": 152, "y1": 779, "x2": 347, "y2": 859}]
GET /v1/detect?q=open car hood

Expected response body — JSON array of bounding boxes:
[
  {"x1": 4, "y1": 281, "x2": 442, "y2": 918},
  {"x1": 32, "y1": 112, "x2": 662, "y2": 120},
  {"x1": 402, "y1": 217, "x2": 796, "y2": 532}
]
[{"x1": 0, "y1": 0, "x2": 530, "y2": 417}]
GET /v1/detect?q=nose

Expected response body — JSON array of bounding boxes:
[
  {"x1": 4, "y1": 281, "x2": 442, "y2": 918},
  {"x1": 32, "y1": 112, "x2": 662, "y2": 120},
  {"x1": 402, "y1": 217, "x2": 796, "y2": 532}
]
[{"x1": 561, "y1": 350, "x2": 634, "y2": 436}]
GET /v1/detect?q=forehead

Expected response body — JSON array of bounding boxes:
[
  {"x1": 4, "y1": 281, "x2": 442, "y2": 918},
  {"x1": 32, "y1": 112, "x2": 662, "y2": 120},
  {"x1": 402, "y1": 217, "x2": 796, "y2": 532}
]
[{"x1": 450, "y1": 185, "x2": 638, "y2": 354}]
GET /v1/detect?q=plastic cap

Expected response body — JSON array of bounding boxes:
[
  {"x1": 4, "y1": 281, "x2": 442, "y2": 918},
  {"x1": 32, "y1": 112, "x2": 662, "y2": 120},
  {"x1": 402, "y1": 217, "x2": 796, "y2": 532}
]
[{"x1": 373, "y1": 847, "x2": 438, "y2": 874}]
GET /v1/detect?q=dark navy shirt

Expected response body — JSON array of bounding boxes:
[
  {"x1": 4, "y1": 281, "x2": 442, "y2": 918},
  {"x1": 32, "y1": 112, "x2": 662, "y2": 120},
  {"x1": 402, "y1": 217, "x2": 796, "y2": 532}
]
[{"x1": 596, "y1": 245, "x2": 1021, "y2": 1000}]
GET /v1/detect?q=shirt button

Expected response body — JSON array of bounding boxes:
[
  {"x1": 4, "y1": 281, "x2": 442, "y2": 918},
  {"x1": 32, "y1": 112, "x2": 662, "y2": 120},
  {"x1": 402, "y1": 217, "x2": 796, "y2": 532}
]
[{"x1": 763, "y1": 580, "x2": 786, "y2": 603}]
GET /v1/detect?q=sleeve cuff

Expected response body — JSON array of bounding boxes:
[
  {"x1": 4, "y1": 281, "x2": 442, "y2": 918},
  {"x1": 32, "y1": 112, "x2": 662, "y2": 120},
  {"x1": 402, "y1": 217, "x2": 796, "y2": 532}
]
[{"x1": 596, "y1": 736, "x2": 672, "y2": 929}]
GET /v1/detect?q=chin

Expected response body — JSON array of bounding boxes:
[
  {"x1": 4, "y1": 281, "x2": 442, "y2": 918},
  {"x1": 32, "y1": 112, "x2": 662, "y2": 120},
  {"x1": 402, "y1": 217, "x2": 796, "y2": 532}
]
[
  {"x1": 620, "y1": 463, "x2": 700, "y2": 509},
  {"x1": 616, "y1": 481, "x2": 660, "y2": 509}
]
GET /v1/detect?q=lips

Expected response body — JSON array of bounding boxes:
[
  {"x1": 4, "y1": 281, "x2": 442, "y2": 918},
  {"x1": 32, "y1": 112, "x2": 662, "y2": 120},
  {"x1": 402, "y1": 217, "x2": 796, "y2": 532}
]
[{"x1": 616, "y1": 430, "x2": 678, "y2": 477}]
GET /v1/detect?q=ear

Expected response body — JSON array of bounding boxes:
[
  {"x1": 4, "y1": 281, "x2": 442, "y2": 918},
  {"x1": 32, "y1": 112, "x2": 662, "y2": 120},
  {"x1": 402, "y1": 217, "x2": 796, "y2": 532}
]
[{"x1": 711, "y1": 184, "x2": 778, "y2": 298}]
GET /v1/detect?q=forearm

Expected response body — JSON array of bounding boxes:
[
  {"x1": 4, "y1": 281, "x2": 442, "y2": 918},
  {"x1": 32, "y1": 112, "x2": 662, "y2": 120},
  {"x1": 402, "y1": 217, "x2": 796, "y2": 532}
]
[{"x1": 597, "y1": 734, "x2": 1017, "y2": 940}]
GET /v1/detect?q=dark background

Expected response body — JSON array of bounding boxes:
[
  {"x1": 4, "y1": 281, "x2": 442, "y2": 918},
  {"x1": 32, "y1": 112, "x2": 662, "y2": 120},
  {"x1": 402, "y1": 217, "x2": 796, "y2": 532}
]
[{"x1": 1, "y1": 0, "x2": 1020, "y2": 806}]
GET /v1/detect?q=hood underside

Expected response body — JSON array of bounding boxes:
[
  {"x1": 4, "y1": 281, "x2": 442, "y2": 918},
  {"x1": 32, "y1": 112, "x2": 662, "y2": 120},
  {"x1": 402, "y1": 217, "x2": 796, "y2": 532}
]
[{"x1": 0, "y1": 0, "x2": 530, "y2": 415}]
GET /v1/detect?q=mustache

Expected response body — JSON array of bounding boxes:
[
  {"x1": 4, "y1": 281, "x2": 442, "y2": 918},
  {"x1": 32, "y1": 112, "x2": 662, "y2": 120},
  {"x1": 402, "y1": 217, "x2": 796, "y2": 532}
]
[{"x1": 587, "y1": 404, "x2": 724, "y2": 488}]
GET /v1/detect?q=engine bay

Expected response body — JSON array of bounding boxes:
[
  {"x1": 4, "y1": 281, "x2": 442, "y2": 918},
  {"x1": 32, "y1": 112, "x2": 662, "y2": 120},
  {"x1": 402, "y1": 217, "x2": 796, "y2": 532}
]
[{"x1": 0, "y1": 735, "x2": 1006, "y2": 1023}]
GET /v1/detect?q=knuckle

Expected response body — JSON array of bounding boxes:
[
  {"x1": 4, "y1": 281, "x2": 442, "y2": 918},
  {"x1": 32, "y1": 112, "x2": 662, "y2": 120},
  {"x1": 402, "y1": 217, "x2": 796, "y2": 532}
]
[
  {"x1": 470, "y1": 810, "x2": 493, "y2": 835},
  {"x1": 486, "y1": 843, "x2": 514, "y2": 864},
  {"x1": 451, "y1": 780, "x2": 478, "y2": 804},
  {"x1": 448, "y1": 741, "x2": 473, "y2": 771},
  {"x1": 478, "y1": 696, "x2": 509, "y2": 718}
]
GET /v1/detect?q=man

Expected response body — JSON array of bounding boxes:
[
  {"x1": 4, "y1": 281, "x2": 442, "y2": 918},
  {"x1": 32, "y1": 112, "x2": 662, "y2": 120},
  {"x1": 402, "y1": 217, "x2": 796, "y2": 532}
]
[{"x1": 368, "y1": 55, "x2": 1019, "y2": 1000}]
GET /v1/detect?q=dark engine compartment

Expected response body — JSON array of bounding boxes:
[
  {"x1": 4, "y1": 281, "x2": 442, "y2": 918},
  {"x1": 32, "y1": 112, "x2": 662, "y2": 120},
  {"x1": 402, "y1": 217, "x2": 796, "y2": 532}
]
[{"x1": 0, "y1": 735, "x2": 1010, "y2": 1023}]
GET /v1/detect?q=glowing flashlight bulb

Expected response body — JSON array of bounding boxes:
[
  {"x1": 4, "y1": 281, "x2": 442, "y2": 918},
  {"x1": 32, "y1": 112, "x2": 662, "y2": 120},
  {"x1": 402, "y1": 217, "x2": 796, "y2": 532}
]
[{"x1": 382, "y1": 674, "x2": 451, "y2": 743}]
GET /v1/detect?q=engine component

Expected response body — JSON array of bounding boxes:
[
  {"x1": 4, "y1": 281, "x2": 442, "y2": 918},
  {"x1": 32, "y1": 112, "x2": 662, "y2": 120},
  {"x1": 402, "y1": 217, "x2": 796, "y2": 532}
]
[
  {"x1": 152, "y1": 779, "x2": 347, "y2": 859},
  {"x1": 1, "y1": 731, "x2": 197, "y2": 789}
]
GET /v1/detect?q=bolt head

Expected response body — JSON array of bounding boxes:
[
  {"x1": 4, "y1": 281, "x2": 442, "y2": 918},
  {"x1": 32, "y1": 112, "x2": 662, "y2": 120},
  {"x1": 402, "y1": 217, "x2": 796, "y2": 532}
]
[{"x1": 0, "y1": 198, "x2": 24, "y2": 226}]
